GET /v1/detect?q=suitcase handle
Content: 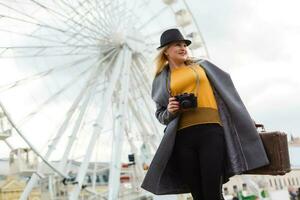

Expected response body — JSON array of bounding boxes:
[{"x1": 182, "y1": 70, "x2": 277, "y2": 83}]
[{"x1": 255, "y1": 123, "x2": 266, "y2": 132}]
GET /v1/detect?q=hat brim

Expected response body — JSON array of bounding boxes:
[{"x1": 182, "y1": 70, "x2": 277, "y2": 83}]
[{"x1": 156, "y1": 39, "x2": 191, "y2": 50}]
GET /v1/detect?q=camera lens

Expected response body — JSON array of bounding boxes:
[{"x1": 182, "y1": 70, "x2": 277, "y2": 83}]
[{"x1": 181, "y1": 100, "x2": 192, "y2": 109}]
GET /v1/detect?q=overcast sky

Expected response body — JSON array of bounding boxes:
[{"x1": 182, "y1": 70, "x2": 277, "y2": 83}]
[{"x1": 191, "y1": 0, "x2": 300, "y2": 138}]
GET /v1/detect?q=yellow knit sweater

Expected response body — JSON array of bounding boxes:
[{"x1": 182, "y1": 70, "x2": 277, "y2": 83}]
[{"x1": 170, "y1": 64, "x2": 222, "y2": 130}]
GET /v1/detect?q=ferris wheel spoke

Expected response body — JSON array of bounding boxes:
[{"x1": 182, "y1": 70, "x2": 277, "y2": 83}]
[
  {"x1": 128, "y1": 94, "x2": 152, "y2": 134},
  {"x1": 108, "y1": 3, "x2": 132, "y2": 31},
  {"x1": 76, "y1": 0, "x2": 113, "y2": 37},
  {"x1": 128, "y1": 101, "x2": 157, "y2": 152},
  {"x1": 131, "y1": 0, "x2": 151, "y2": 12},
  {"x1": 0, "y1": 45, "x2": 99, "y2": 51},
  {"x1": 89, "y1": 0, "x2": 110, "y2": 29},
  {"x1": 88, "y1": 5, "x2": 111, "y2": 34},
  {"x1": 0, "y1": 0, "x2": 28, "y2": 3},
  {"x1": 133, "y1": 57, "x2": 152, "y2": 90},
  {"x1": 0, "y1": 3, "x2": 103, "y2": 45},
  {"x1": 28, "y1": 0, "x2": 105, "y2": 39},
  {"x1": 0, "y1": 28, "x2": 95, "y2": 48},
  {"x1": 129, "y1": 70, "x2": 160, "y2": 138},
  {"x1": 2, "y1": 139, "x2": 14, "y2": 151},
  {"x1": 137, "y1": 6, "x2": 168, "y2": 30},
  {"x1": 53, "y1": 0, "x2": 93, "y2": 17},
  {"x1": 104, "y1": 1, "x2": 134, "y2": 30},
  {"x1": 108, "y1": 48, "x2": 131, "y2": 200},
  {"x1": 44, "y1": 56, "x2": 115, "y2": 162},
  {"x1": 59, "y1": 14, "x2": 108, "y2": 46},
  {"x1": 58, "y1": 51, "x2": 119, "y2": 174},
  {"x1": 69, "y1": 48, "x2": 127, "y2": 200},
  {"x1": 93, "y1": 0, "x2": 111, "y2": 25},
  {"x1": 132, "y1": 67, "x2": 159, "y2": 137},
  {"x1": 93, "y1": 2, "x2": 121, "y2": 35},
  {"x1": 143, "y1": 25, "x2": 176, "y2": 39},
  {"x1": 58, "y1": 10, "x2": 108, "y2": 47},
  {"x1": 0, "y1": 48, "x2": 6, "y2": 56},
  {"x1": 61, "y1": 46, "x2": 98, "y2": 56},
  {"x1": 130, "y1": 67, "x2": 151, "y2": 96},
  {"x1": 124, "y1": 125, "x2": 147, "y2": 185},
  {"x1": 0, "y1": 51, "x2": 99, "y2": 58},
  {"x1": 110, "y1": 3, "x2": 131, "y2": 27},
  {"x1": 121, "y1": 10, "x2": 139, "y2": 30},
  {"x1": 131, "y1": 63, "x2": 153, "y2": 105},
  {"x1": 16, "y1": 64, "x2": 97, "y2": 127},
  {"x1": 129, "y1": 94, "x2": 160, "y2": 143},
  {"x1": 0, "y1": 55, "x2": 93, "y2": 93},
  {"x1": 126, "y1": 0, "x2": 143, "y2": 13},
  {"x1": 0, "y1": 14, "x2": 102, "y2": 44},
  {"x1": 19, "y1": 49, "x2": 118, "y2": 200},
  {"x1": 56, "y1": 0, "x2": 111, "y2": 39},
  {"x1": 144, "y1": 41, "x2": 157, "y2": 48},
  {"x1": 91, "y1": 139, "x2": 100, "y2": 190},
  {"x1": 57, "y1": 77, "x2": 98, "y2": 173},
  {"x1": 38, "y1": 49, "x2": 117, "y2": 162}
]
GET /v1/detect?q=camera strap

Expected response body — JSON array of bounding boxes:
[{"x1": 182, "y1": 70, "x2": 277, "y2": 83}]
[{"x1": 188, "y1": 65, "x2": 200, "y2": 97}]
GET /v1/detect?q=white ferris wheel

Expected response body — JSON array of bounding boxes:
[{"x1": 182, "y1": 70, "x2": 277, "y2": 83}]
[{"x1": 0, "y1": 0, "x2": 209, "y2": 199}]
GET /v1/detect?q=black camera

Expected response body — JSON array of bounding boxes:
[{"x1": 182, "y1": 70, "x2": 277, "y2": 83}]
[{"x1": 175, "y1": 93, "x2": 197, "y2": 109}]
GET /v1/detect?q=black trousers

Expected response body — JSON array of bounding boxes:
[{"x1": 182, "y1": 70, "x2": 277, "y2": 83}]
[{"x1": 174, "y1": 123, "x2": 226, "y2": 200}]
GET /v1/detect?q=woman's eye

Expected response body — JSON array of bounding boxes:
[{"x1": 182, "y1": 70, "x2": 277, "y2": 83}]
[{"x1": 175, "y1": 43, "x2": 186, "y2": 47}]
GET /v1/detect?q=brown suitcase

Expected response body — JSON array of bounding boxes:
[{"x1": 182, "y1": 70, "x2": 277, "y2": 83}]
[{"x1": 244, "y1": 123, "x2": 291, "y2": 175}]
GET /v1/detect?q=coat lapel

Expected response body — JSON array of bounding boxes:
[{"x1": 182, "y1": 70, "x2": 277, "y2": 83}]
[
  {"x1": 151, "y1": 66, "x2": 169, "y2": 106},
  {"x1": 200, "y1": 60, "x2": 269, "y2": 170}
]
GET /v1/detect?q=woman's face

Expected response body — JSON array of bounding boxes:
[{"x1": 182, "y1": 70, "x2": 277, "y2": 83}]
[{"x1": 165, "y1": 41, "x2": 188, "y2": 64}]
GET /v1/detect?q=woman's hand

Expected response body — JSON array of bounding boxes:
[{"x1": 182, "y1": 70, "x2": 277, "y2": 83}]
[{"x1": 167, "y1": 97, "x2": 180, "y2": 114}]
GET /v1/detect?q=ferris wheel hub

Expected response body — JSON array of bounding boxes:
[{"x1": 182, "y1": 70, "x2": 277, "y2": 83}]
[{"x1": 111, "y1": 32, "x2": 126, "y2": 46}]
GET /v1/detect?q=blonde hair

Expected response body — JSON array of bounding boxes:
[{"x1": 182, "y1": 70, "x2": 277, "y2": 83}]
[{"x1": 154, "y1": 45, "x2": 195, "y2": 77}]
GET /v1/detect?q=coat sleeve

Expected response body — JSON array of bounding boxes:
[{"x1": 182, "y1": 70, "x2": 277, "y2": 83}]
[{"x1": 155, "y1": 102, "x2": 178, "y2": 125}]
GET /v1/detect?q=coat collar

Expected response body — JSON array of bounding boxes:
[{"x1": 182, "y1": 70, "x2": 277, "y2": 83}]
[{"x1": 151, "y1": 64, "x2": 170, "y2": 106}]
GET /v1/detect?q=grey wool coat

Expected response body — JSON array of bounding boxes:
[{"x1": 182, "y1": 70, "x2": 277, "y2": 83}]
[{"x1": 140, "y1": 59, "x2": 270, "y2": 195}]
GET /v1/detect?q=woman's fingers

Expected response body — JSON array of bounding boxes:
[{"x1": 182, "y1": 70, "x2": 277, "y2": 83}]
[
  {"x1": 168, "y1": 97, "x2": 180, "y2": 114},
  {"x1": 169, "y1": 96, "x2": 177, "y2": 102},
  {"x1": 169, "y1": 97, "x2": 179, "y2": 104}
]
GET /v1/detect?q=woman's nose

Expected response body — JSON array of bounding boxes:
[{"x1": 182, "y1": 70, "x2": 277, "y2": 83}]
[{"x1": 179, "y1": 46, "x2": 186, "y2": 52}]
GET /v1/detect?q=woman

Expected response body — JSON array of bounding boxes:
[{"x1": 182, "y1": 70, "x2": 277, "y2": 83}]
[{"x1": 141, "y1": 28, "x2": 269, "y2": 200}]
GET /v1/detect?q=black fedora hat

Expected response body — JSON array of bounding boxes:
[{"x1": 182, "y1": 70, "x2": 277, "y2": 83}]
[{"x1": 157, "y1": 28, "x2": 191, "y2": 50}]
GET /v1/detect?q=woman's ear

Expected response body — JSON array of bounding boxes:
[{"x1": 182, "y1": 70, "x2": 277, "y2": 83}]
[{"x1": 164, "y1": 52, "x2": 168, "y2": 56}]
